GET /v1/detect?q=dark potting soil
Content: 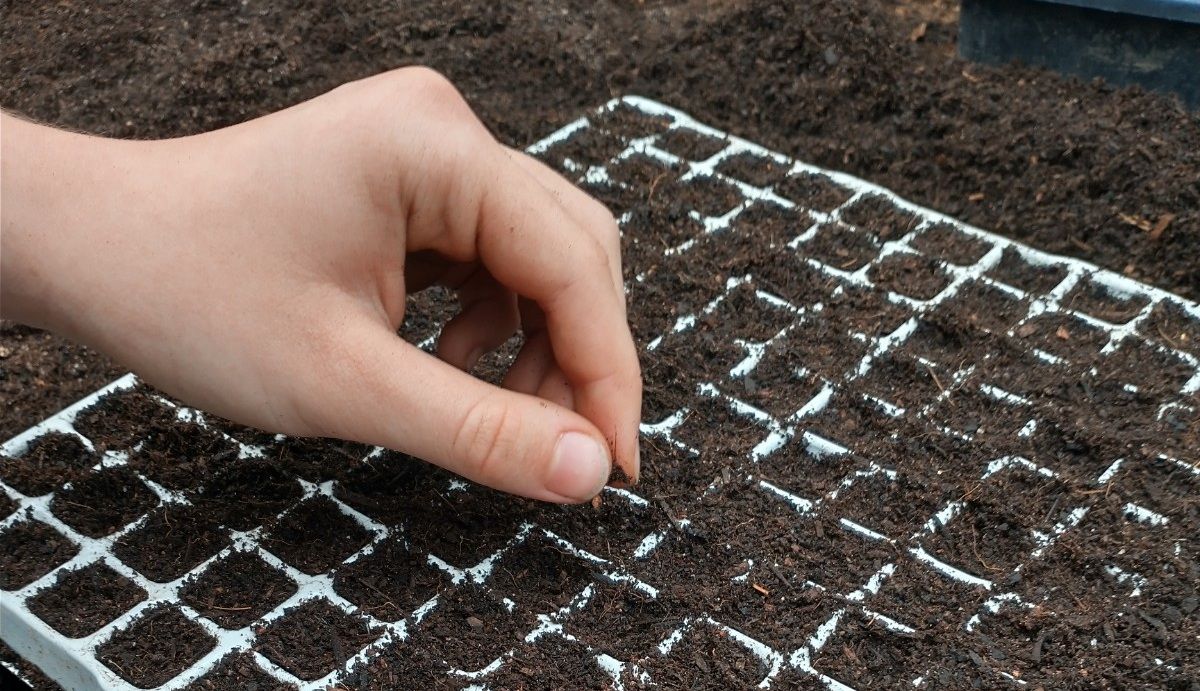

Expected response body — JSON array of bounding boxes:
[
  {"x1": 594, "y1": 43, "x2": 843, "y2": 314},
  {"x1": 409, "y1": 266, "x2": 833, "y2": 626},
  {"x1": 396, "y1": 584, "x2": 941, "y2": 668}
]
[
  {"x1": 260, "y1": 496, "x2": 371, "y2": 575},
  {"x1": 49, "y1": 466, "x2": 157, "y2": 538},
  {"x1": 180, "y1": 550, "x2": 297, "y2": 629},
  {"x1": 71, "y1": 388, "x2": 179, "y2": 452},
  {"x1": 714, "y1": 152, "x2": 792, "y2": 189},
  {"x1": 909, "y1": 223, "x2": 993, "y2": 267},
  {"x1": 403, "y1": 585, "x2": 535, "y2": 673},
  {"x1": 190, "y1": 458, "x2": 302, "y2": 531},
  {"x1": 97, "y1": 605, "x2": 216, "y2": 689},
  {"x1": 26, "y1": 562, "x2": 147, "y2": 638},
  {"x1": 0, "y1": 432, "x2": 98, "y2": 497},
  {"x1": 332, "y1": 537, "x2": 448, "y2": 622},
  {"x1": 640, "y1": 624, "x2": 771, "y2": 689},
  {"x1": 0, "y1": 491, "x2": 16, "y2": 520},
  {"x1": 487, "y1": 636, "x2": 613, "y2": 691},
  {"x1": 803, "y1": 223, "x2": 882, "y2": 272},
  {"x1": 868, "y1": 252, "x2": 953, "y2": 301},
  {"x1": 255, "y1": 598, "x2": 379, "y2": 681},
  {"x1": 776, "y1": 173, "x2": 855, "y2": 214},
  {"x1": 128, "y1": 422, "x2": 241, "y2": 491},
  {"x1": 485, "y1": 537, "x2": 594, "y2": 614},
  {"x1": 0, "y1": 517, "x2": 78, "y2": 591},
  {"x1": 182, "y1": 652, "x2": 296, "y2": 691},
  {"x1": 112, "y1": 504, "x2": 229, "y2": 583}
]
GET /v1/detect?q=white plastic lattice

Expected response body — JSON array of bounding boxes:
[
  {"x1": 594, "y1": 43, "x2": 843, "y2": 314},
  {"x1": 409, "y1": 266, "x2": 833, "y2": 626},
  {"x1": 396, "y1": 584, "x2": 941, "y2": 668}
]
[{"x1": 2, "y1": 97, "x2": 1197, "y2": 690}]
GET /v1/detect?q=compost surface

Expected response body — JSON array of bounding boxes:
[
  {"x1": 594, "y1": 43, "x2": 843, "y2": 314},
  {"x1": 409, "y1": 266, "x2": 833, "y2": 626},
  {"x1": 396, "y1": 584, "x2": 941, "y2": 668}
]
[{"x1": 1, "y1": 97, "x2": 1197, "y2": 690}]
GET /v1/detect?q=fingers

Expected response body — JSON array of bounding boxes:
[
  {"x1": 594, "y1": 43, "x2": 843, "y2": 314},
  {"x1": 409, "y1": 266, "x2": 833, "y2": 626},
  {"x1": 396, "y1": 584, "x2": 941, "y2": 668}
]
[
  {"x1": 327, "y1": 319, "x2": 611, "y2": 503},
  {"x1": 436, "y1": 268, "x2": 519, "y2": 371}
]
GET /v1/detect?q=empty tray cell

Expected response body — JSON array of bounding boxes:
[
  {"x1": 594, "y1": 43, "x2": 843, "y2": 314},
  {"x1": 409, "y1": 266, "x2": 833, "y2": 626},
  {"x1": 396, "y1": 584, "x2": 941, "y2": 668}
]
[
  {"x1": 270, "y1": 437, "x2": 373, "y2": 483},
  {"x1": 839, "y1": 194, "x2": 920, "y2": 241},
  {"x1": 827, "y1": 469, "x2": 957, "y2": 539},
  {"x1": 655, "y1": 127, "x2": 728, "y2": 162},
  {"x1": 399, "y1": 286, "x2": 457, "y2": 346},
  {"x1": 704, "y1": 281, "x2": 796, "y2": 343},
  {"x1": 566, "y1": 586, "x2": 684, "y2": 664},
  {"x1": 820, "y1": 285, "x2": 911, "y2": 339},
  {"x1": 535, "y1": 490, "x2": 659, "y2": 561},
  {"x1": 129, "y1": 422, "x2": 241, "y2": 491},
  {"x1": 935, "y1": 279, "x2": 1029, "y2": 336},
  {"x1": 1014, "y1": 312, "x2": 1108, "y2": 364},
  {"x1": 191, "y1": 458, "x2": 302, "y2": 531},
  {"x1": 406, "y1": 483, "x2": 532, "y2": 569},
  {"x1": 734, "y1": 348, "x2": 825, "y2": 419},
  {"x1": 0, "y1": 431, "x2": 98, "y2": 496},
  {"x1": 1140, "y1": 299, "x2": 1200, "y2": 356},
  {"x1": 590, "y1": 102, "x2": 673, "y2": 140},
  {"x1": 755, "y1": 437, "x2": 868, "y2": 502},
  {"x1": 27, "y1": 562, "x2": 147, "y2": 638},
  {"x1": 1101, "y1": 339, "x2": 1195, "y2": 396},
  {"x1": 333, "y1": 450, "x2": 453, "y2": 526},
  {"x1": 910, "y1": 222, "x2": 993, "y2": 266},
  {"x1": 51, "y1": 466, "x2": 157, "y2": 538},
  {"x1": 714, "y1": 151, "x2": 791, "y2": 188},
  {"x1": 927, "y1": 384, "x2": 1034, "y2": 444},
  {"x1": 405, "y1": 586, "x2": 536, "y2": 673},
  {"x1": 664, "y1": 174, "x2": 744, "y2": 218},
  {"x1": 921, "y1": 468, "x2": 1077, "y2": 578},
  {"x1": 332, "y1": 537, "x2": 447, "y2": 622},
  {"x1": 113, "y1": 504, "x2": 229, "y2": 583},
  {"x1": 868, "y1": 252, "x2": 953, "y2": 301},
  {"x1": 96, "y1": 604, "x2": 216, "y2": 689},
  {"x1": 867, "y1": 556, "x2": 989, "y2": 632},
  {"x1": 800, "y1": 222, "x2": 882, "y2": 272},
  {"x1": 261, "y1": 496, "x2": 372, "y2": 575},
  {"x1": 857, "y1": 353, "x2": 947, "y2": 413},
  {"x1": 72, "y1": 387, "x2": 179, "y2": 452},
  {"x1": 0, "y1": 518, "x2": 79, "y2": 591},
  {"x1": 180, "y1": 550, "x2": 297, "y2": 629},
  {"x1": 1062, "y1": 276, "x2": 1150, "y2": 324},
  {"x1": 490, "y1": 636, "x2": 612, "y2": 690},
  {"x1": 256, "y1": 598, "x2": 379, "y2": 681},
  {"x1": 986, "y1": 248, "x2": 1068, "y2": 295},
  {"x1": 672, "y1": 398, "x2": 770, "y2": 459},
  {"x1": 641, "y1": 624, "x2": 771, "y2": 688},
  {"x1": 182, "y1": 652, "x2": 296, "y2": 691},
  {"x1": 775, "y1": 172, "x2": 855, "y2": 213},
  {"x1": 486, "y1": 538, "x2": 594, "y2": 613}
]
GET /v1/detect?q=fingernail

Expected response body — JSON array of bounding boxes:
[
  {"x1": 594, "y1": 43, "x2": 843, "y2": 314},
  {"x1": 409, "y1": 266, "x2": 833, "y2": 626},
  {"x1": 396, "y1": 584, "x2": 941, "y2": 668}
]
[{"x1": 548, "y1": 432, "x2": 611, "y2": 501}]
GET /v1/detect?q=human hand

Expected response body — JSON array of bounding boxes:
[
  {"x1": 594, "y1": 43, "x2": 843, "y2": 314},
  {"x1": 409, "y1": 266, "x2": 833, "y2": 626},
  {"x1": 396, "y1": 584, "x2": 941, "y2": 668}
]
[{"x1": 0, "y1": 68, "x2": 641, "y2": 503}]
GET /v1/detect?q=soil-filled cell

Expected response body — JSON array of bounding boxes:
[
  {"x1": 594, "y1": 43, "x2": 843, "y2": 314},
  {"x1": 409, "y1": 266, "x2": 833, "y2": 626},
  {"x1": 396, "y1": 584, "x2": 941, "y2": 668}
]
[
  {"x1": 536, "y1": 489, "x2": 660, "y2": 562},
  {"x1": 663, "y1": 174, "x2": 745, "y2": 218},
  {"x1": 562, "y1": 584, "x2": 684, "y2": 662},
  {"x1": 867, "y1": 556, "x2": 989, "y2": 633},
  {"x1": 857, "y1": 353, "x2": 947, "y2": 414},
  {"x1": 182, "y1": 652, "x2": 296, "y2": 691},
  {"x1": 180, "y1": 550, "x2": 297, "y2": 629},
  {"x1": 655, "y1": 127, "x2": 728, "y2": 162},
  {"x1": 50, "y1": 466, "x2": 157, "y2": 538},
  {"x1": 486, "y1": 538, "x2": 594, "y2": 614},
  {"x1": 1063, "y1": 277, "x2": 1150, "y2": 324},
  {"x1": 72, "y1": 388, "x2": 179, "y2": 452},
  {"x1": 0, "y1": 518, "x2": 79, "y2": 590},
  {"x1": 191, "y1": 458, "x2": 302, "y2": 531},
  {"x1": 868, "y1": 252, "x2": 952, "y2": 301},
  {"x1": 399, "y1": 286, "x2": 457, "y2": 346},
  {"x1": 0, "y1": 432, "x2": 98, "y2": 496},
  {"x1": 406, "y1": 483, "x2": 534, "y2": 569},
  {"x1": 764, "y1": 319, "x2": 870, "y2": 382},
  {"x1": 800, "y1": 222, "x2": 882, "y2": 272},
  {"x1": 333, "y1": 537, "x2": 448, "y2": 622},
  {"x1": 256, "y1": 598, "x2": 379, "y2": 681},
  {"x1": 714, "y1": 152, "x2": 791, "y2": 188},
  {"x1": 986, "y1": 249, "x2": 1068, "y2": 295},
  {"x1": 405, "y1": 586, "x2": 535, "y2": 673},
  {"x1": 820, "y1": 285, "x2": 912, "y2": 339},
  {"x1": 267, "y1": 436, "x2": 372, "y2": 483},
  {"x1": 27, "y1": 561, "x2": 146, "y2": 637},
  {"x1": 734, "y1": 349, "x2": 825, "y2": 419},
  {"x1": 776, "y1": 173, "x2": 854, "y2": 213},
  {"x1": 910, "y1": 223, "x2": 992, "y2": 266},
  {"x1": 641, "y1": 625, "x2": 771, "y2": 689},
  {"x1": 839, "y1": 194, "x2": 920, "y2": 241},
  {"x1": 488, "y1": 636, "x2": 613, "y2": 690},
  {"x1": 128, "y1": 421, "x2": 240, "y2": 491},
  {"x1": 97, "y1": 605, "x2": 216, "y2": 688},
  {"x1": 113, "y1": 504, "x2": 229, "y2": 583},
  {"x1": 754, "y1": 438, "x2": 867, "y2": 503},
  {"x1": 333, "y1": 450, "x2": 455, "y2": 526},
  {"x1": 261, "y1": 496, "x2": 373, "y2": 574},
  {"x1": 671, "y1": 397, "x2": 770, "y2": 461},
  {"x1": 1014, "y1": 312, "x2": 1108, "y2": 365},
  {"x1": 1139, "y1": 300, "x2": 1200, "y2": 358},
  {"x1": 932, "y1": 279, "x2": 1029, "y2": 336},
  {"x1": 827, "y1": 469, "x2": 956, "y2": 540},
  {"x1": 704, "y1": 281, "x2": 796, "y2": 343}
]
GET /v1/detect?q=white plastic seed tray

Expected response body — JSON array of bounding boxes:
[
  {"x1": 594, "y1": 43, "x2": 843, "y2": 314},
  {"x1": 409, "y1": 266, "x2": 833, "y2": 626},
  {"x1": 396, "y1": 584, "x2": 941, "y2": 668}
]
[{"x1": 2, "y1": 97, "x2": 1197, "y2": 690}]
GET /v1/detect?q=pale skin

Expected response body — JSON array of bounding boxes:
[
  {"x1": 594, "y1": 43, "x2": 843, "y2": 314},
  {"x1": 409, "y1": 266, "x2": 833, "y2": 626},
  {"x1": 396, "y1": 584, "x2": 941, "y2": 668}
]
[{"x1": 0, "y1": 67, "x2": 642, "y2": 504}]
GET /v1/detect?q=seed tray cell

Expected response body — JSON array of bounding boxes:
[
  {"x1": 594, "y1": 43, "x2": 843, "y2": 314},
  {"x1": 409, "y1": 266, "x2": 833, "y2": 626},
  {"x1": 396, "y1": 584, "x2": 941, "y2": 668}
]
[{"x1": 4, "y1": 97, "x2": 1200, "y2": 689}]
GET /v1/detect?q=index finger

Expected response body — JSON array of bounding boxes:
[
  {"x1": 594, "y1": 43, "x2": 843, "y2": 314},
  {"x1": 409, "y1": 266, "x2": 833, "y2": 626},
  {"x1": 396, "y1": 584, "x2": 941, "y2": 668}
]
[{"x1": 414, "y1": 143, "x2": 642, "y2": 481}]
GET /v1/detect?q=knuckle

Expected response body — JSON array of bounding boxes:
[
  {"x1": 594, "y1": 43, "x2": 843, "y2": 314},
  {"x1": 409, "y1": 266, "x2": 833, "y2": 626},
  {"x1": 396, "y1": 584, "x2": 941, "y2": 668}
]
[{"x1": 452, "y1": 395, "x2": 517, "y2": 481}]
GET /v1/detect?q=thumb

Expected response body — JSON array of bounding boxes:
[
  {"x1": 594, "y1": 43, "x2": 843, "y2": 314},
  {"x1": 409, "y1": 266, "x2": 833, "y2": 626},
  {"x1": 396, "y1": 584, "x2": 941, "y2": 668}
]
[{"x1": 312, "y1": 320, "x2": 612, "y2": 504}]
